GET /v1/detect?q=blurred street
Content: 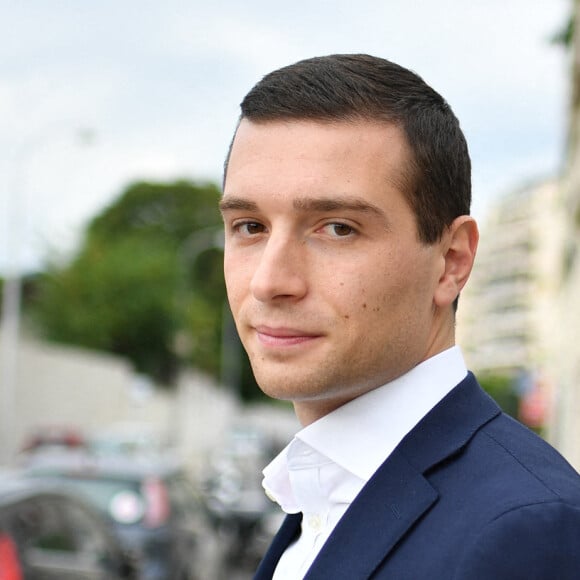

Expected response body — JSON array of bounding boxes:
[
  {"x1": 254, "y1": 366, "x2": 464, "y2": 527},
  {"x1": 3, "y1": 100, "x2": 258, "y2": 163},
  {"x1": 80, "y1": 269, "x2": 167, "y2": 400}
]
[
  {"x1": 0, "y1": 343, "x2": 297, "y2": 578},
  {"x1": 0, "y1": 420, "x2": 290, "y2": 579}
]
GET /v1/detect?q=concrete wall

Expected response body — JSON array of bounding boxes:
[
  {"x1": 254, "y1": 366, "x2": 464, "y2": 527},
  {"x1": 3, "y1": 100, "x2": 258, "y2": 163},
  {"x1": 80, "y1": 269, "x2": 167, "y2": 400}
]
[{"x1": 0, "y1": 338, "x2": 242, "y2": 470}]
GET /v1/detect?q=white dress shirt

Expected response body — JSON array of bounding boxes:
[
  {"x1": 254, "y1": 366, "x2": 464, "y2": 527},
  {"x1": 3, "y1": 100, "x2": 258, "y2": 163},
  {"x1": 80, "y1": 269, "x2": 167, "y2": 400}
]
[{"x1": 262, "y1": 346, "x2": 468, "y2": 579}]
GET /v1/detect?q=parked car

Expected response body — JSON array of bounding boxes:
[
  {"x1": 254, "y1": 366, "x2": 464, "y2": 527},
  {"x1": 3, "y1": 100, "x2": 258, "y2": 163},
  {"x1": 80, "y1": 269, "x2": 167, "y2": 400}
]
[
  {"x1": 19, "y1": 425, "x2": 87, "y2": 454},
  {"x1": 0, "y1": 473, "x2": 136, "y2": 579},
  {"x1": 23, "y1": 452, "x2": 210, "y2": 580}
]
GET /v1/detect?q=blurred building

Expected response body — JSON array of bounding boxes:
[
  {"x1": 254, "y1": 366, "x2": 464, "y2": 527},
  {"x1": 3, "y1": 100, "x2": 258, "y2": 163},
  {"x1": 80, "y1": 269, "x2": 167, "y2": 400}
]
[
  {"x1": 456, "y1": 178, "x2": 568, "y2": 445},
  {"x1": 458, "y1": 178, "x2": 566, "y2": 377},
  {"x1": 461, "y1": 2, "x2": 580, "y2": 469},
  {"x1": 552, "y1": 0, "x2": 580, "y2": 469}
]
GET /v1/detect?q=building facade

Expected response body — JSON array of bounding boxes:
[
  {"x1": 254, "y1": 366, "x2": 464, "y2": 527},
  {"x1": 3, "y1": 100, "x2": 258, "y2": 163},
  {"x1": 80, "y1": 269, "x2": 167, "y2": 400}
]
[
  {"x1": 553, "y1": 0, "x2": 580, "y2": 468},
  {"x1": 457, "y1": 179, "x2": 567, "y2": 442},
  {"x1": 458, "y1": 179, "x2": 566, "y2": 375}
]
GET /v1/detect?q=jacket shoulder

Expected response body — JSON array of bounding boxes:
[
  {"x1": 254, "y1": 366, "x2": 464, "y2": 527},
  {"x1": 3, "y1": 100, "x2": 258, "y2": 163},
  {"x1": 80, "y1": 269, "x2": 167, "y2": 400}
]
[
  {"x1": 475, "y1": 412, "x2": 580, "y2": 504},
  {"x1": 453, "y1": 500, "x2": 580, "y2": 580}
]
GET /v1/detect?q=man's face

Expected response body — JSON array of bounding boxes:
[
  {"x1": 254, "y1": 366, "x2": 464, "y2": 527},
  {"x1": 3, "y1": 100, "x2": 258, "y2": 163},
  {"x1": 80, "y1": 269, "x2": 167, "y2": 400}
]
[{"x1": 221, "y1": 119, "x2": 453, "y2": 424}]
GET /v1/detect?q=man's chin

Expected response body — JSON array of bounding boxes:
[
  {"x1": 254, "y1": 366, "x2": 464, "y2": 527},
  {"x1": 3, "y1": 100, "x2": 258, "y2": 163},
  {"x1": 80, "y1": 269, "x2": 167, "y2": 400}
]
[
  {"x1": 255, "y1": 373, "x2": 343, "y2": 404},
  {"x1": 256, "y1": 381, "x2": 303, "y2": 402}
]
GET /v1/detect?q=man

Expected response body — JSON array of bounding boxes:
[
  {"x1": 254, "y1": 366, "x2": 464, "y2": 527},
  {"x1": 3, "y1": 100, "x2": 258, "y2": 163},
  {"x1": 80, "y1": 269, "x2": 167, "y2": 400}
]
[{"x1": 219, "y1": 54, "x2": 580, "y2": 579}]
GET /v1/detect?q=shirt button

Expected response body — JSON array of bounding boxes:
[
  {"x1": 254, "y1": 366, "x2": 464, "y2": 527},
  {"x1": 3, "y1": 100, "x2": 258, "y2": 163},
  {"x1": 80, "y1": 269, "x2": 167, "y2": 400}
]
[{"x1": 308, "y1": 514, "x2": 322, "y2": 532}]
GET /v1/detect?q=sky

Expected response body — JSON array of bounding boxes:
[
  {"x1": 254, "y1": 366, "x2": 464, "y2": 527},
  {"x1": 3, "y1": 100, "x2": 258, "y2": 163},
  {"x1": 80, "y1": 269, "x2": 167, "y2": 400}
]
[{"x1": 0, "y1": 0, "x2": 572, "y2": 273}]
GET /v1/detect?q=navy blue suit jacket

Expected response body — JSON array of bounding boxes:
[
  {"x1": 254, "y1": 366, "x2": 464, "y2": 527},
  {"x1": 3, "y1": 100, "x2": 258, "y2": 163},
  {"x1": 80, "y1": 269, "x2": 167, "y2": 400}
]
[{"x1": 255, "y1": 373, "x2": 580, "y2": 579}]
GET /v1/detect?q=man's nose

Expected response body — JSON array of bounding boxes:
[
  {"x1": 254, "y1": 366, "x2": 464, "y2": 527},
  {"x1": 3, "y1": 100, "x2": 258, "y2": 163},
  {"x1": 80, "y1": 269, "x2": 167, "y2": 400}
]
[{"x1": 249, "y1": 235, "x2": 308, "y2": 302}]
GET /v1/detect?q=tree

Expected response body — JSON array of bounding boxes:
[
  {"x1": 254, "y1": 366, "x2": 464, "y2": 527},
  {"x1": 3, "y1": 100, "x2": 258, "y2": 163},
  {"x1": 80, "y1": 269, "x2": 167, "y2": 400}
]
[
  {"x1": 30, "y1": 180, "x2": 242, "y2": 389},
  {"x1": 86, "y1": 180, "x2": 223, "y2": 245},
  {"x1": 33, "y1": 237, "x2": 180, "y2": 383},
  {"x1": 477, "y1": 373, "x2": 519, "y2": 419}
]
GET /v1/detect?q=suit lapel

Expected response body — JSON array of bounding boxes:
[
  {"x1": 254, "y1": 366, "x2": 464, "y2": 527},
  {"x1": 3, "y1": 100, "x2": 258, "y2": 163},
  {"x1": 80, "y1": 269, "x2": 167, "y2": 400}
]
[
  {"x1": 305, "y1": 449, "x2": 437, "y2": 579},
  {"x1": 397, "y1": 372, "x2": 500, "y2": 474},
  {"x1": 305, "y1": 373, "x2": 501, "y2": 579},
  {"x1": 254, "y1": 374, "x2": 501, "y2": 580},
  {"x1": 254, "y1": 512, "x2": 302, "y2": 579}
]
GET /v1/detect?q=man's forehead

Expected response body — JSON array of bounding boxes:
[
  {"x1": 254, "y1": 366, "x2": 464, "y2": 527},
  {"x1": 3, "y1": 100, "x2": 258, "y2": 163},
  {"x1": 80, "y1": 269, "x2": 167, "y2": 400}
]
[{"x1": 225, "y1": 118, "x2": 413, "y2": 204}]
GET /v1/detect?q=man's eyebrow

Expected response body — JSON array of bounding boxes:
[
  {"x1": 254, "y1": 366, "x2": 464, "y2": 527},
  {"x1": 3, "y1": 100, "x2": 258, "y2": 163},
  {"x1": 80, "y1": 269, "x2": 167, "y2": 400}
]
[
  {"x1": 219, "y1": 194, "x2": 387, "y2": 219},
  {"x1": 219, "y1": 197, "x2": 258, "y2": 212},
  {"x1": 293, "y1": 196, "x2": 386, "y2": 217}
]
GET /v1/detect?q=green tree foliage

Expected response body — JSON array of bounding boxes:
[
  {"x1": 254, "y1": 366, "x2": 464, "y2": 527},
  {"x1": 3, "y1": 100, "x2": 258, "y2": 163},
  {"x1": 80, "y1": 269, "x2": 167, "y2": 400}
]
[
  {"x1": 35, "y1": 238, "x2": 179, "y2": 383},
  {"x1": 551, "y1": 14, "x2": 574, "y2": 48},
  {"x1": 86, "y1": 180, "x2": 223, "y2": 245},
  {"x1": 30, "y1": 180, "x2": 235, "y2": 388},
  {"x1": 478, "y1": 373, "x2": 519, "y2": 419}
]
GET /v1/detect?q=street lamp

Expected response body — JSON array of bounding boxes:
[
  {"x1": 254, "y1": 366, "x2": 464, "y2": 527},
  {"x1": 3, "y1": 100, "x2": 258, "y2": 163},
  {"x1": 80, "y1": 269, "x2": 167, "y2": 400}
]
[{"x1": 0, "y1": 127, "x2": 95, "y2": 465}]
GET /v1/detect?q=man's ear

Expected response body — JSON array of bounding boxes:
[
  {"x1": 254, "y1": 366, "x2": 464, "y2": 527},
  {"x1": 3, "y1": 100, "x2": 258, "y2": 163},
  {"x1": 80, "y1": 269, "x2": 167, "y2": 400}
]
[{"x1": 434, "y1": 216, "x2": 479, "y2": 308}]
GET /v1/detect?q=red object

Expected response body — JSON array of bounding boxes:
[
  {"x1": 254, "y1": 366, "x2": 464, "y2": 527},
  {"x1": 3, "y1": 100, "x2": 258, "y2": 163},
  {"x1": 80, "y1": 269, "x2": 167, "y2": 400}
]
[
  {"x1": 0, "y1": 533, "x2": 23, "y2": 580},
  {"x1": 143, "y1": 476, "x2": 170, "y2": 528},
  {"x1": 519, "y1": 386, "x2": 548, "y2": 428},
  {"x1": 21, "y1": 426, "x2": 85, "y2": 452}
]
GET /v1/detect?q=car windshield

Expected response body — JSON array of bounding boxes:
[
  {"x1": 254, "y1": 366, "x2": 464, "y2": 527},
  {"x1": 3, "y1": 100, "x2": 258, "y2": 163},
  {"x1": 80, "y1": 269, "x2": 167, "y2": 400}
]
[
  {"x1": 30, "y1": 473, "x2": 147, "y2": 525},
  {"x1": 64, "y1": 478, "x2": 140, "y2": 511}
]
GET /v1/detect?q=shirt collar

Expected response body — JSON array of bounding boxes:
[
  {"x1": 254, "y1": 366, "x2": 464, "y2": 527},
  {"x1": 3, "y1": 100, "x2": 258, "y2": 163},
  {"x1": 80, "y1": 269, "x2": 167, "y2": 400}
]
[
  {"x1": 263, "y1": 346, "x2": 467, "y2": 507},
  {"x1": 296, "y1": 346, "x2": 467, "y2": 480}
]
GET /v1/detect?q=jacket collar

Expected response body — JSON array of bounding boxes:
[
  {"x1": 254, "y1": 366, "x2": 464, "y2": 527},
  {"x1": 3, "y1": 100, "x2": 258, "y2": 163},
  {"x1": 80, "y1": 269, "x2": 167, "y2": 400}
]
[
  {"x1": 304, "y1": 373, "x2": 500, "y2": 579},
  {"x1": 398, "y1": 371, "x2": 501, "y2": 473},
  {"x1": 256, "y1": 373, "x2": 500, "y2": 580}
]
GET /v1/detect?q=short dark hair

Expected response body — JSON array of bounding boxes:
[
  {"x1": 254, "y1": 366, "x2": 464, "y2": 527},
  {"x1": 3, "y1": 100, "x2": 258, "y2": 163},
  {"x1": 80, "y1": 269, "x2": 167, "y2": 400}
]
[{"x1": 225, "y1": 53, "x2": 471, "y2": 244}]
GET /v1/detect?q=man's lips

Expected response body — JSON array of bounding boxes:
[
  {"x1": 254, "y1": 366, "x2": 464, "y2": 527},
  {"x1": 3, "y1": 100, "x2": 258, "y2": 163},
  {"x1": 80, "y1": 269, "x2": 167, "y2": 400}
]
[{"x1": 253, "y1": 325, "x2": 322, "y2": 347}]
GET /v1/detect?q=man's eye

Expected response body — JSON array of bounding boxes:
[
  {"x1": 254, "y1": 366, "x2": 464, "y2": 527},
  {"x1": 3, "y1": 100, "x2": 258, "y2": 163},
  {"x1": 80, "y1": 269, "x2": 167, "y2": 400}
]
[
  {"x1": 236, "y1": 222, "x2": 265, "y2": 235},
  {"x1": 325, "y1": 223, "x2": 355, "y2": 237}
]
